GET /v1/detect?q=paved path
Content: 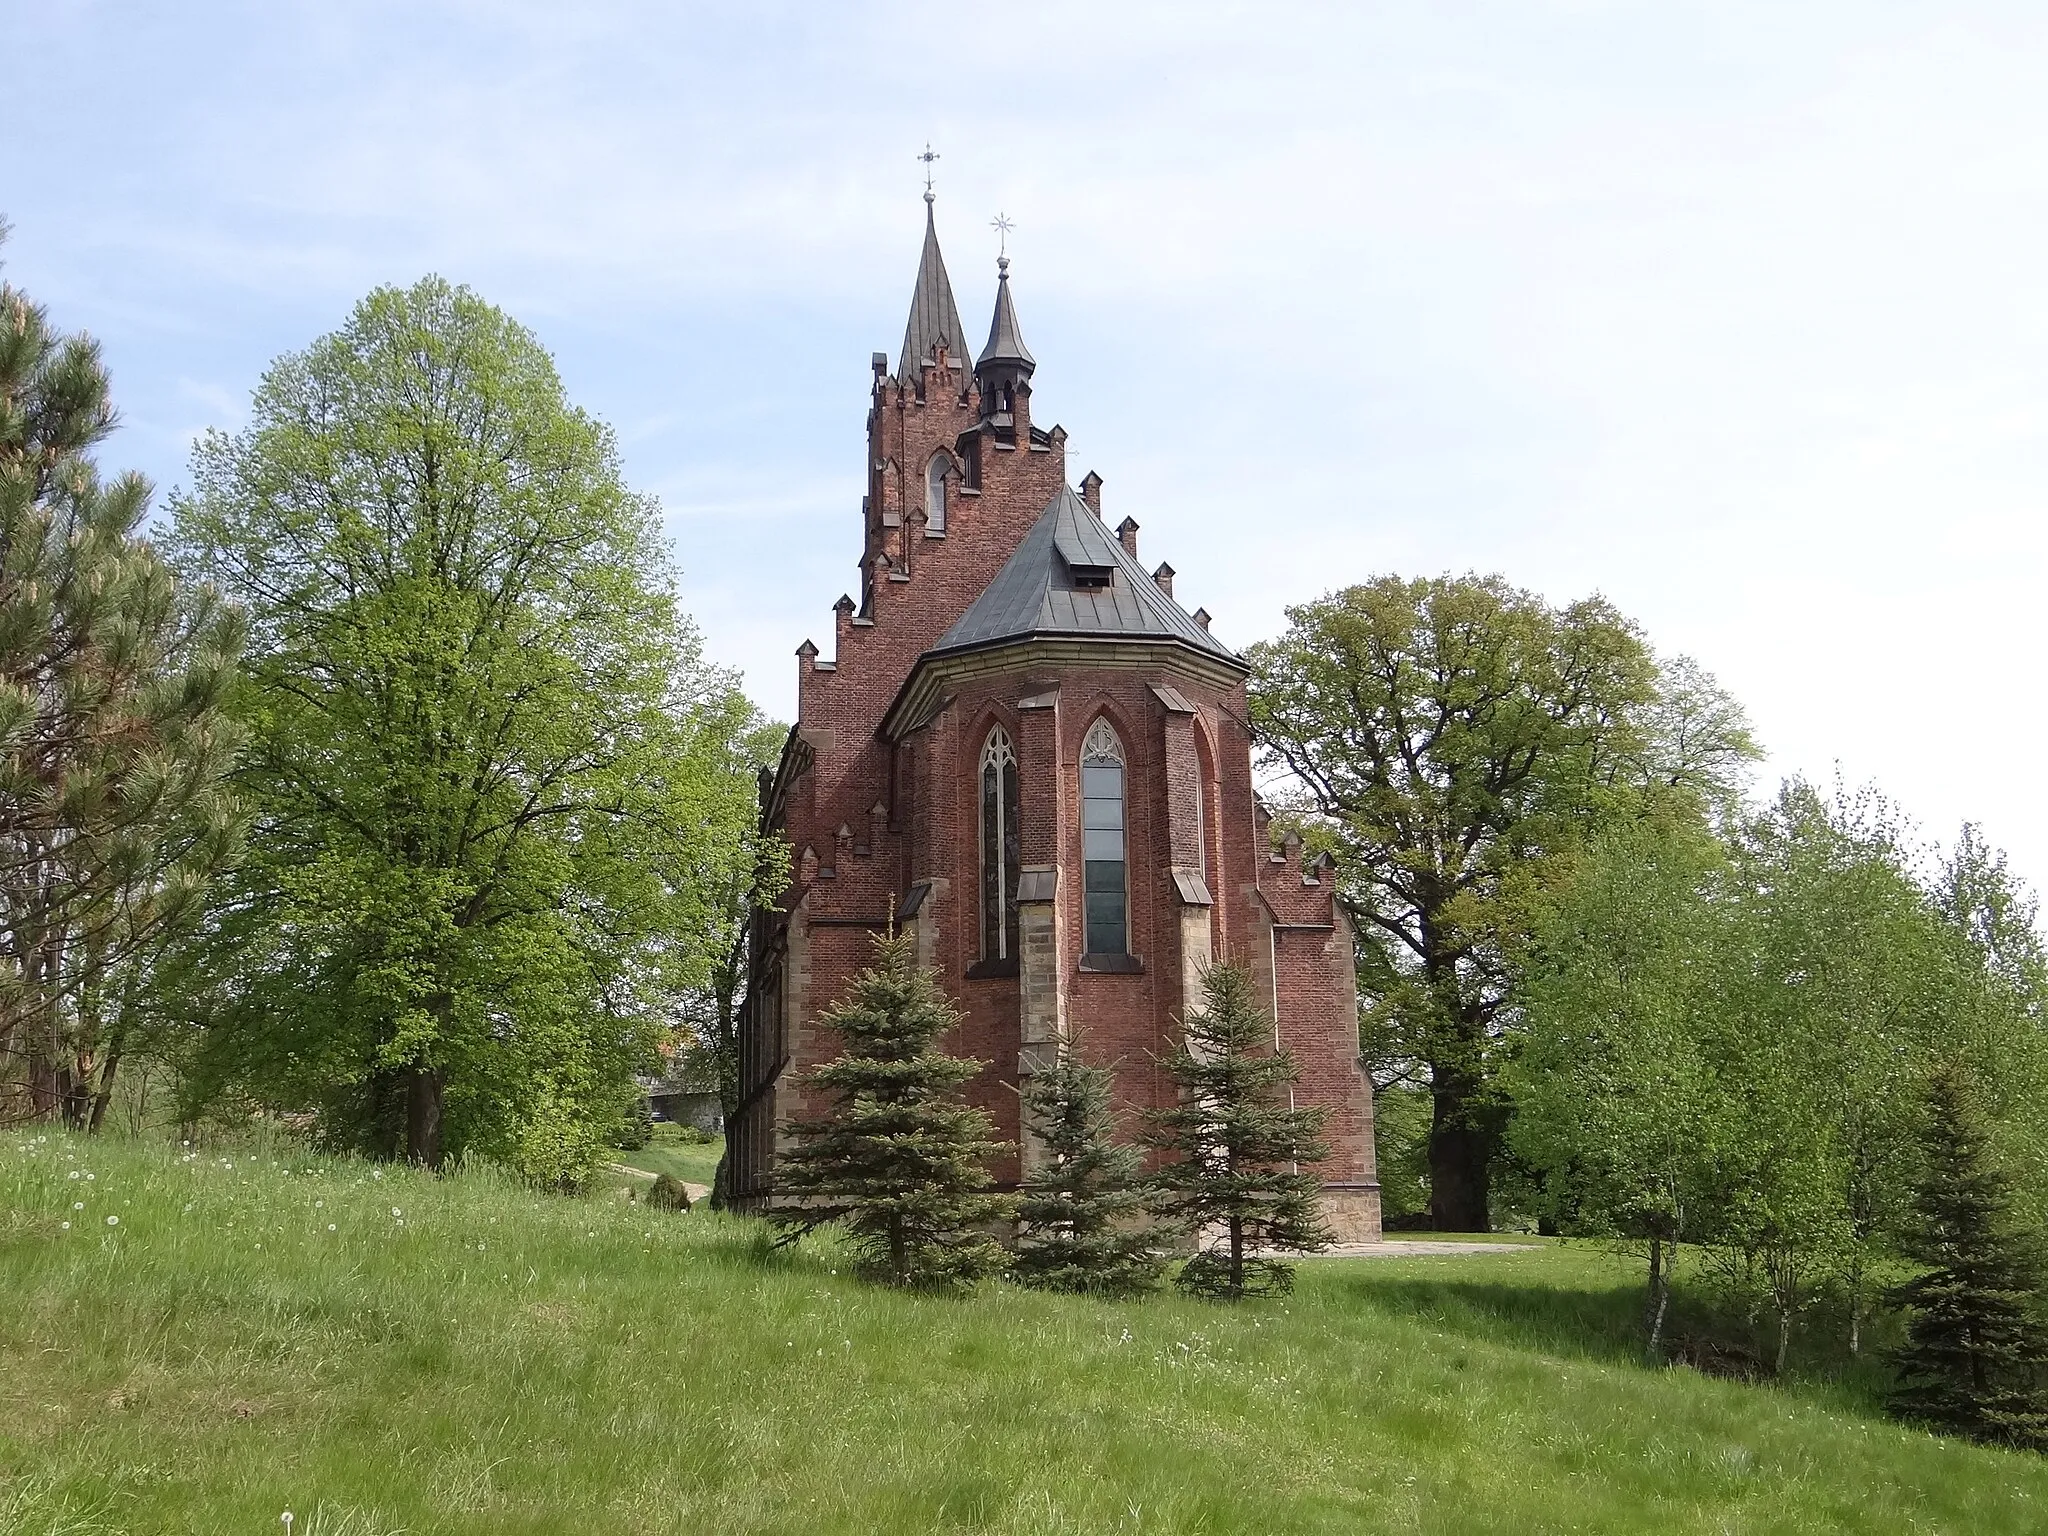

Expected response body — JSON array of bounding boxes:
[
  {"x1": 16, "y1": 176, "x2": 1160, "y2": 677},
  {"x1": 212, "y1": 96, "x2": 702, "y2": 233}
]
[{"x1": 1309, "y1": 1240, "x2": 1540, "y2": 1259}]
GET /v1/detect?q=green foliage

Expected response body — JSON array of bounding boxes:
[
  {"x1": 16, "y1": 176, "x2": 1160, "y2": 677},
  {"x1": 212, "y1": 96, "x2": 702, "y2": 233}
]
[
  {"x1": 613, "y1": 1095, "x2": 653, "y2": 1152},
  {"x1": 163, "y1": 278, "x2": 762, "y2": 1182},
  {"x1": 646, "y1": 1171, "x2": 692, "y2": 1212},
  {"x1": 773, "y1": 931, "x2": 1012, "y2": 1290},
  {"x1": 1147, "y1": 962, "x2": 1331, "y2": 1299},
  {"x1": 1511, "y1": 780, "x2": 2048, "y2": 1375},
  {"x1": 1889, "y1": 1066, "x2": 2048, "y2": 1450},
  {"x1": 1011, "y1": 1038, "x2": 1163, "y2": 1296},
  {"x1": 1247, "y1": 574, "x2": 1756, "y2": 1230},
  {"x1": 0, "y1": 241, "x2": 247, "y2": 1131}
]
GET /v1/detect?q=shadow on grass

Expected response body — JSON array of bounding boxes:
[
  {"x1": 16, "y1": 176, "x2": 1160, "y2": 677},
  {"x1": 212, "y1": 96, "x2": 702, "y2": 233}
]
[
  {"x1": 1326, "y1": 1268, "x2": 1649, "y2": 1368},
  {"x1": 1321, "y1": 1262, "x2": 1901, "y2": 1418}
]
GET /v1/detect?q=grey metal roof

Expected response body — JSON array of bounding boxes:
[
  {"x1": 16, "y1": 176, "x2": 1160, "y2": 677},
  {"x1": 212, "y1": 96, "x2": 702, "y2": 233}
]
[
  {"x1": 929, "y1": 486, "x2": 1241, "y2": 664},
  {"x1": 975, "y1": 258, "x2": 1035, "y2": 372},
  {"x1": 897, "y1": 201, "x2": 972, "y2": 384}
]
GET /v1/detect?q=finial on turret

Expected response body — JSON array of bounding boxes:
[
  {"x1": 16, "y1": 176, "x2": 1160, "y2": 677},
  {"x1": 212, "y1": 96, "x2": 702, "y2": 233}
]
[{"x1": 918, "y1": 143, "x2": 940, "y2": 205}]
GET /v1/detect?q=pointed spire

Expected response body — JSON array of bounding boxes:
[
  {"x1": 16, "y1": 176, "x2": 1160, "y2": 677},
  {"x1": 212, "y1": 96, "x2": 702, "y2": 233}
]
[
  {"x1": 897, "y1": 200, "x2": 972, "y2": 387},
  {"x1": 976, "y1": 255, "x2": 1036, "y2": 376}
]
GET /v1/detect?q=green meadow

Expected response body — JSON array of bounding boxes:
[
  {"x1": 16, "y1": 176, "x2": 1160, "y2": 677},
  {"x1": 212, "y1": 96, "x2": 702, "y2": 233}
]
[{"x1": 4, "y1": 1131, "x2": 2041, "y2": 1535}]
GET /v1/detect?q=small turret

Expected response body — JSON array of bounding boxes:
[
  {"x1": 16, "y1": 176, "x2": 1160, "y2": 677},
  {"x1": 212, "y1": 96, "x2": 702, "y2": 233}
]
[{"x1": 976, "y1": 256, "x2": 1036, "y2": 428}]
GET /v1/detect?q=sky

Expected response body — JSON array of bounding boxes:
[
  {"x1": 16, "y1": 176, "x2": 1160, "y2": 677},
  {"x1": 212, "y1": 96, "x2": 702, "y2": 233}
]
[{"x1": 8, "y1": 1, "x2": 2048, "y2": 888}]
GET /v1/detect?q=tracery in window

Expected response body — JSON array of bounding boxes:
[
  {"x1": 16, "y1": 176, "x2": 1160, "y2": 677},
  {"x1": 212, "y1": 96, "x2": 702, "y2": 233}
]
[
  {"x1": 926, "y1": 454, "x2": 949, "y2": 534},
  {"x1": 1080, "y1": 719, "x2": 1128, "y2": 956},
  {"x1": 979, "y1": 727, "x2": 1020, "y2": 960}
]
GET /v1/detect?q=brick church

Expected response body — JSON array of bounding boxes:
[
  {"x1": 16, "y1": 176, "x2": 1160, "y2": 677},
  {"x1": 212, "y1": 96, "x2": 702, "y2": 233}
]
[{"x1": 732, "y1": 195, "x2": 1380, "y2": 1243}]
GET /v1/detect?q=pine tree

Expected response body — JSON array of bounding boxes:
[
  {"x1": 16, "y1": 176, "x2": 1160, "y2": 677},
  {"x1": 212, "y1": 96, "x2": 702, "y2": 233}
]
[
  {"x1": 0, "y1": 226, "x2": 246, "y2": 1129},
  {"x1": 1888, "y1": 1065, "x2": 2048, "y2": 1450},
  {"x1": 1012, "y1": 1038, "x2": 1163, "y2": 1296},
  {"x1": 1148, "y1": 961, "x2": 1333, "y2": 1299},
  {"x1": 773, "y1": 930, "x2": 1012, "y2": 1290}
]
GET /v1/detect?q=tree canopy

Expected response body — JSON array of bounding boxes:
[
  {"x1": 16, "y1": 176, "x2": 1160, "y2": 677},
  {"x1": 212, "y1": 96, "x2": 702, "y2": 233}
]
[
  {"x1": 1248, "y1": 573, "x2": 1756, "y2": 1229},
  {"x1": 166, "y1": 277, "x2": 762, "y2": 1181}
]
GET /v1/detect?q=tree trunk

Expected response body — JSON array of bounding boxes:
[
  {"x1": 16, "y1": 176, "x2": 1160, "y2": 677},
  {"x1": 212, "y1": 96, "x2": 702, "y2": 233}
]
[
  {"x1": 1644, "y1": 1236, "x2": 1671, "y2": 1362},
  {"x1": 1426, "y1": 1081, "x2": 1492, "y2": 1231},
  {"x1": 1229, "y1": 1214, "x2": 1244, "y2": 1298},
  {"x1": 404, "y1": 1065, "x2": 446, "y2": 1169},
  {"x1": 86, "y1": 1045, "x2": 120, "y2": 1134}
]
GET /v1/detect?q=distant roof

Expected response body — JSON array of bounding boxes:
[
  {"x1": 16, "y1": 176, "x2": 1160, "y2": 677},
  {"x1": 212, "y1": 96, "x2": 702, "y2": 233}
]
[
  {"x1": 897, "y1": 202, "x2": 972, "y2": 385},
  {"x1": 930, "y1": 486, "x2": 1240, "y2": 664}
]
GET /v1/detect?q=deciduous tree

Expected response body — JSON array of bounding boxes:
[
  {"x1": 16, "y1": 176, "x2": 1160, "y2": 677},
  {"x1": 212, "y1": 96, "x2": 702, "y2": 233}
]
[
  {"x1": 166, "y1": 277, "x2": 760, "y2": 1180},
  {"x1": 1248, "y1": 574, "x2": 1755, "y2": 1229}
]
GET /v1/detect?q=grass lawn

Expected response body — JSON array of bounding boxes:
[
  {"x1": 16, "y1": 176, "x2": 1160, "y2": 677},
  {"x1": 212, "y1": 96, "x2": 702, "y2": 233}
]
[
  {"x1": 608, "y1": 1141, "x2": 722, "y2": 1188},
  {"x1": 5, "y1": 1131, "x2": 2043, "y2": 1534}
]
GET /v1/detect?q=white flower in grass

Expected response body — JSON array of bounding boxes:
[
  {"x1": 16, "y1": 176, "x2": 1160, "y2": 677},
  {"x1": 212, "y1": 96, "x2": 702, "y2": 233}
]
[
  {"x1": 105, "y1": 1215, "x2": 118, "y2": 1227},
  {"x1": 68, "y1": 1171, "x2": 78, "y2": 1181},
  {"x1": 73, "y1": 1202, "x2": 83, "y2": 1211},
  {"x1": 60, "y1": 1221, "x2": 70, "y2": 1231},
  {"x1": 328, "y1": 1224, "x2": 337, "y2": 1232},
  {"x1": 391, "y1": 1207, "x2": 402, "y2": 1218}
]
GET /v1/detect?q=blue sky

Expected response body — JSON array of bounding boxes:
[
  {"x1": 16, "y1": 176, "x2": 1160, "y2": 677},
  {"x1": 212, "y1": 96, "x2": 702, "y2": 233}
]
[{"x1": 10, "y1": 1, "x2": 2048, "y2": 885}]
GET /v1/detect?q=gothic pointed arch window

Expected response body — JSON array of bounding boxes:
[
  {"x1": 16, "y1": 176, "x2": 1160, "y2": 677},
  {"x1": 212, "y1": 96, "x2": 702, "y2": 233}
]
[
  {"x1": 979, "y1": 726, "x2": 1020, "y2": 961},
  {"x1": 925, "y1": 454, "x2": 949, "y2": 534},
  {"x1": 1080, "y1": 719, "x2": 1129, "y2": 957}
]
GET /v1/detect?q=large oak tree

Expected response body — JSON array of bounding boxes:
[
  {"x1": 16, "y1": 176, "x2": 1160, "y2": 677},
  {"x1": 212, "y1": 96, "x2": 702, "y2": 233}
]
[{"x1": 1248, "y1": 574, "x2": 1754, "y2": 1229}]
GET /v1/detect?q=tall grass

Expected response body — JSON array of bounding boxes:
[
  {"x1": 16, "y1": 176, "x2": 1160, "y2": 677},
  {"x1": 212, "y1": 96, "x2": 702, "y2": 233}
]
[{"x1": 3, "y1": 1130, "x2": 2043, "y2": 1534}]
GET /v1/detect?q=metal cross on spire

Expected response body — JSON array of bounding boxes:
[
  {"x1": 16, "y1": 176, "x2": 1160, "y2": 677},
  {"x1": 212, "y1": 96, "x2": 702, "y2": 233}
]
[
  {"x1": 918, "y1": 143, "x2": 940, "y2": 203},
  {"x1": 990, "y1": 212, "x2": 1015, "y2": 258}
]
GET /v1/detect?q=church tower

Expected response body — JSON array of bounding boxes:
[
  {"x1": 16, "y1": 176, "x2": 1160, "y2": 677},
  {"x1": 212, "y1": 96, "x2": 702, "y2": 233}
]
[{"x1": 733, "y1": 196, "x2": 1379, "y2": 1243}]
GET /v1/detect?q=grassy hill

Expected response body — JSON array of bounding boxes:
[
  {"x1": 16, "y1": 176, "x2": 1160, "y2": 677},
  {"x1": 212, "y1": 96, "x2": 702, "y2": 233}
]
[{"x1": 4, "y1": 1132, "x2": 2044, "y2": 1534}]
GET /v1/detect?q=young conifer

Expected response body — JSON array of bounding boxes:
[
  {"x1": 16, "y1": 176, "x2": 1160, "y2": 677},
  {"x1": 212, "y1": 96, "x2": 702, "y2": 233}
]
[
  {"x1": 1012, "y1": 1039, "x2": 1163, "y2": 1296},
  {"x1": 772, "y1": 929, "x2": 1011, "y2": 1290},
  {"x1": 1889, "y1": 1065, "x2": 2048, "y2": 1450},
  {"x1": 1148, "y1": 961, "x2": 1333, "y2": 1299}
]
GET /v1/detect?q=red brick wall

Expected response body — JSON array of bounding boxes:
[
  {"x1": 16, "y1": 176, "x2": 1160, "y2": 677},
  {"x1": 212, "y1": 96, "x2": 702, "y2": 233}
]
[{"x1": 740, "y1": 349, "x2": 1378, "y2": 1240}]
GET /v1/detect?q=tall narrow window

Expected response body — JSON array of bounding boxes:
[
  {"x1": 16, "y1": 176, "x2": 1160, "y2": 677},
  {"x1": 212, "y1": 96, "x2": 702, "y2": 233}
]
[
  {"x1": 925, "y1": 455, "x2": 949, "y2": 534},
  {"x1": 1081, "y1": 719, "x2": 1128, "y2": 956},
  {"x1": 980, "y1": 727, "x2": 1020, "y2": 961}
]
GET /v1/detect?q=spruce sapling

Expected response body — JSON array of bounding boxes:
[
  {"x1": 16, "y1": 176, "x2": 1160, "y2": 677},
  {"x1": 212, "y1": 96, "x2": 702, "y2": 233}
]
[
  {"x1": 1012, "y1": 1038, "x2": 1164, "y2": 1296},
  {"x1": 1889, "y1": 1064, "x2": 2048, "y2": 1450},
  {"x1": 772, "y1": 930, "x2": 1012, "y2": 1290},
  {"x1": 1148, "y1": 961, "x2": 1332, "y2": 1299}
]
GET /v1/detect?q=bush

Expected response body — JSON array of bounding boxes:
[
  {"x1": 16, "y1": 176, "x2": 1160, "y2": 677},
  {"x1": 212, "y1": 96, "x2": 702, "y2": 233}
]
[{"x1": 647, "y1": 1173, "x2": 692, "y2": 1212}]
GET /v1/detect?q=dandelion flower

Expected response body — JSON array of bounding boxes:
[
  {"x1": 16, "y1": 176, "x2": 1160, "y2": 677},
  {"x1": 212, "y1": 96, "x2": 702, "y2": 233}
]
[
  {"x1": 106, "y1": 1215, "x2": 118, "y2": 1227},
  {"x1": 74, "y1": 1201, "x2": 83, "y2": 1211},
  {"x1": 67, "y1": 1171, "x2": 78, "y2": 1181},
  {"x1": 60, "y1": 1221, "x2": 70, "y2": 1231},
  {"x1": 328, "y1": 1224, "x2": 336, "y2": 1232},
  {"x1": 391, "y1": 1207, "x2": 402, "y2": 1218}
]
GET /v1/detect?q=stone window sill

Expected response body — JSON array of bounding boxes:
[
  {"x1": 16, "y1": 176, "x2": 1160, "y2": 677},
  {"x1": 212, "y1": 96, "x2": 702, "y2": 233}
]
[{"x1": 1078, "y1": 953, "x2": 1143, "y2": 975}]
